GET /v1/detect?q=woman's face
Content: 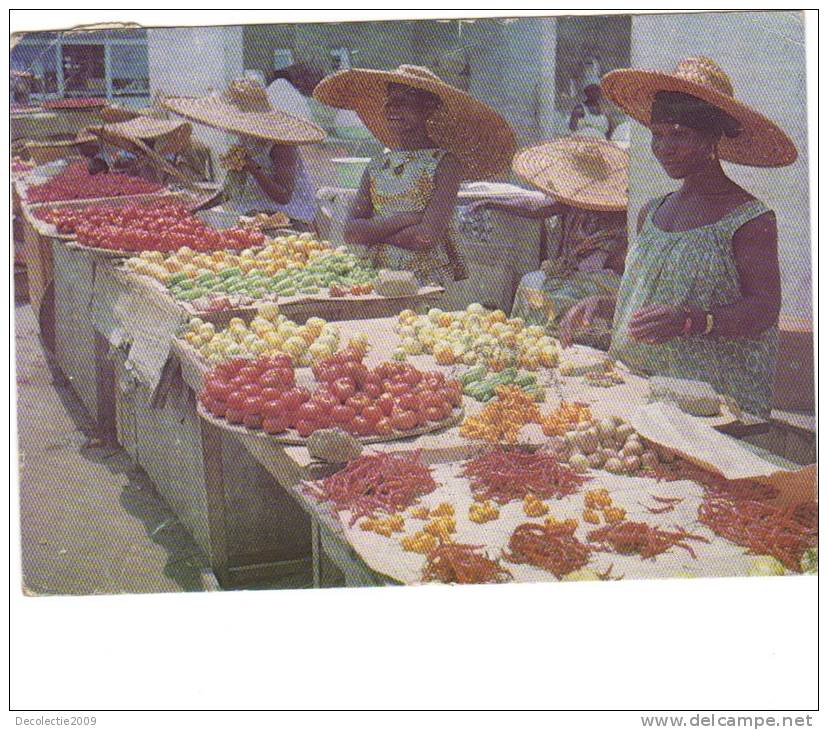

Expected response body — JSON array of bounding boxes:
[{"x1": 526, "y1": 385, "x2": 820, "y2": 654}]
[
  {"x1": 383, "y1": 84, "x2": 433, "y2": 139},
  {"x1": 650, "y1": 122, "x2": 716, "y2": 179}
]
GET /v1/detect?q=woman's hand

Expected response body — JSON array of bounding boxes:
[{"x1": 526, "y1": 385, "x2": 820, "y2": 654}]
[
  {"x1": 628, "y1": 305, "x2": 689, "y2": 344},
  {"x1": 559, "y1": 295, "x2": 609, "y2": 348},
  {"x1": 575, "y1": 250, "x2": 608, "y2": 272}
]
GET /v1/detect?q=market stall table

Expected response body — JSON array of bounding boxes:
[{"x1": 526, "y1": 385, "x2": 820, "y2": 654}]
[{"x1": 170, "y1": 314, "x2": 773, "y2": 587}]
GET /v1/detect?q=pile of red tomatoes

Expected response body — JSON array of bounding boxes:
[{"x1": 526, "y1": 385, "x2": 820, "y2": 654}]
[
  {"x1": 200, "y1": 349, "x2": 463, "y2": 439},
  {"x1": 27, "y1": 161, "x2": 163, "y2": 203},
  {"x1": 38, "y1": 202, "x2": 265, "y2": 253}
]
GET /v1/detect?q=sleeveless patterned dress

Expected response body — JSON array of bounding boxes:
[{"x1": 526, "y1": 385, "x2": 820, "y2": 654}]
[
  {"x1": 364, "y1": 148, "x2": 465, "y2": 285},
  {"x1": 610, "y1": 195, "x2": 778, "y2": 417}
]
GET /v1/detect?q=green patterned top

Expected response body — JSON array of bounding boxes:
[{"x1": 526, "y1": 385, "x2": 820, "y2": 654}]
[
  {"x1": 609, "y1": 195, "x2": 778, "y2": 417},
  {"x1": 364, "y1": 148, "x2": 460, "y2": 284}
]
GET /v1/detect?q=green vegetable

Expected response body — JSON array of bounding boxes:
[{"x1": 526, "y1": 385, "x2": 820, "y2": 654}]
[
  {"x1": 801, "y1": 547, "x2": 818, "y2": 574},
  {"x1": 167, "y1": 272, "x2": 189, "y2": 285},
  {"x1": 459, "y1": 364, "x2": 487, "y2": 386},
  {"x1": 217, "y1": 267, "x2": 242, "y2": 280}
]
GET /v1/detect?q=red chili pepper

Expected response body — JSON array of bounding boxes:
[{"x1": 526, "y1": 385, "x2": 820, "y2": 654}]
[
  {"x1": 462, "y1": 447, "x2": 588, "y2": 505},
  {"x1": 504, "y1": 522, "x2": 591, "y2": 579},
  {"x1": 587, "y1": 521, "x2": 709, "y2": 561},
  {"x1": 305, "y1": 450, "x2": 437, "y2": 526},
  {"x1": 422, "y1": 543, "x2": 511, "y2": 584}
]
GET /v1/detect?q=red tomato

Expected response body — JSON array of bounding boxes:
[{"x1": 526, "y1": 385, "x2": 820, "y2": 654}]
[
  {"x1": 331, "y1": 377, "x2": 356, "y2": 403},
  {"x1": 361, "y1": 381, "x2": 382, "y2": 400},
  {"x1": 331, "y1": 404, "x2": 356, "y2": 424},
  {"x1": 225, "y1": 408, "x2": 245, "y2": 425},
  {"x1": 242, "y1": 396, "x2": 264, "y2": 416},
  {"x1": 262, "y1": 416, "x2": 289, "y2": 435},
  {"x1": 239, "y1": 383, "x2": 262, "y2": 400},
  {"x1": 296, "y1": 401, "x2": 324, "y2": 423},
  {"x1": 237, "y1": 366, "x2": 260, "y2": 383},
  {"x1": 209, "y1": 399, "x2": 227, "y2": 418},
  {"x1": 387, "y1": 381, "x2": 411, "y2": 397},
  {"x1": 377, "y1": 393, "x2": 395, "y2": 416},
  {"x1": 440, "y1": 385, "x2": 462, "y2": 407},
  {"x1": 206, "y1": 379, "x2": 231, "y2": 402},
  {"x1": 227, "y1": 390, "x2": 246, "y2": 411},
  {"x1": 363, "y1": 372, "x2": 382, "y2": 389},
  {"x1": 261, "y1": 399, "x2": 283, "y2": 420},
  {"x1": 295, "y1": 419, "x2": 317, "y2": 438},
  {"x1": 361, "y1": 405, "x2": 382, "y2": 425},
  {"x1": 350, "y1": 415, "x2": 371, "y2": 436},
  {"x1": 398, "y1": 393, "x2": 420, "y2": 412},
  {"x1": 346, "y1": 394, "x2": 371, "y2": 412},
  {"x1": 375, "y1": 417, "x2": 393, "y2": 436},
  {"x1": 243, "y1": 413, "x2": 263, "y2": 429},
  {"x1": 424, "y1": 406, "x2": 445, "y2": 422},
  {"x1": 402, "y1": 368, "x2": 422, "y2": 385},
  {"x1": 313, "y1": 392, "x2": 338, "y2": 414},
  {"x1": 391, "y1": 410, "x2": 418, "y2": 431},
  {"x1": 265, "y1": 353, "x2": 292, "y2": 369},
  {"x1": 419, "y1": 391, "x2": 443, "y2": 410},
  {"x1": 260, "y1": 387, "x2": 282, "y2": 402}
]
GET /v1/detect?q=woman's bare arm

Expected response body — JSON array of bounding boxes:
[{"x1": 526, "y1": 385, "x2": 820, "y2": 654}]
[
  {"x1": 343, "y1": 168, "x2": 423, "y2": 246},
  {"x1": 383, "y1": 153, "x2": 464, "y2": 252},
  {"x1": 709, "y1": 211, "x2": 781, "y2": 337}
]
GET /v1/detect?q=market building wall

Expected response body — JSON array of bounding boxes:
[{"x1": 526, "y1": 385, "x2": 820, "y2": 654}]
[
  {"x1": 148, "y1": 26, "x2": 244, "y2": 182},
  {"x1": 628, "y1": 11, "x2": 811, "y2": 320}
]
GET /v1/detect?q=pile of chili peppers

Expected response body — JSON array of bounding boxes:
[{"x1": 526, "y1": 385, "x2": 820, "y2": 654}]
[
  {"x1": 306, "y1": 451, "x2": 437, "y2": 526},
  {"x1": 505, "y1": 522, "x2": 591, "y2": 579},
  {"x1": 698, "y1": 499, "x2": 817, "y2": 573},
  {"x1": 461, "y1": 447, "x2": 587, "y2": 505},
  {"x1": 422, "y1": 542, "x2": 512, "y2": 584},
  {"x1": 587, "y1": 521, "x2": 709, "y2": 560},
  {"x1": 27, "y1": 161, "x2": 163, "y2": 203},
  {"x1": 651, "y1": 459, "x2": 780, "y2": 502}
]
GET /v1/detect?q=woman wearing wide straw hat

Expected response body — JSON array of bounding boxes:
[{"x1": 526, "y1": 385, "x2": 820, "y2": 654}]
[
  {"x1": 560, "y1": 56, "x2": 797, "y2": 417},
  {"x1": 472, "y1": 135, "x2": 628, "y2": 347},
  {"x1": 162, "y1": 79, "x2": 326, "y2": 227},
  {"x1": 314, "y1": 64, "x2": 516, "y2": 286}
]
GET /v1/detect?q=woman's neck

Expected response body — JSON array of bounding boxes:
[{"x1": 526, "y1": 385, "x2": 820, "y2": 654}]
[
  {"x1": 395, "y1": 130, "x2": 437, "y2": 151},
  {"x1": 679, "y1": 159, "x2": 736, "y2": 197}
]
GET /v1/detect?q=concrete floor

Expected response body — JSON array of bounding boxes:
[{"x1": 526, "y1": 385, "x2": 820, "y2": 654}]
[{"x1": 15, "y1": 301, "x2": 312, "y2": 595}]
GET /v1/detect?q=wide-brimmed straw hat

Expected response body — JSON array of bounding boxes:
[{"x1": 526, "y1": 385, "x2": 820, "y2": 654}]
[
  {"x1": 160, "y1": 79, "x2": 325, "y2": 145},
  {"x1": 513, "y1": 135, "x2": 628, "y2": 212},
  {"x1": 601, "y1": 56, "x2": 797, "y2": 167},
  {"x1": 90, "y1": 117, "x2": 193, "y2": 157},
  {"x1": 313, "y1": 64, "x2": 516, "y2": 179}
]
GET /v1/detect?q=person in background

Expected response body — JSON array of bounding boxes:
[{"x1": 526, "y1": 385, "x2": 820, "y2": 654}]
[
  {"x1": 162, "y1": 79, "x2": 326, "y2": 228},
  {"x1": 560, "y1": 56, "x2": 798, "y2": 418},
  {"x1": 313, "y1": 64, "x2": 515, "y2": 288},
  {"x1": 470, "y1": 136, "x2": 629, "y2": 348},
  {"x1": 569, "y1": 83, "x2": 613, "y2": 140}
]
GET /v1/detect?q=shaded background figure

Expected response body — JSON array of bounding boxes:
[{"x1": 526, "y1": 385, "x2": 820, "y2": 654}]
[
  {"x1": 163, "y1": 79, "x2": 326, "y2": 227},
  {"x1": 315, "y1": 64, "x2": 515, "y2": 288},
  {"x1": 471, "y1": 136, "x2": 629, "y2": 349},
  {"x1": 569, "y1": 62, "x2": 613, "y2": 139},
  {"x1": 561, "y1": 56, "x2": 797, "y2": 417}
]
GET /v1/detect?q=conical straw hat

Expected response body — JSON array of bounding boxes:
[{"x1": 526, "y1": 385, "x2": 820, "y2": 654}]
[
  {"x1": 513, "y1": 135, "x2": 628, "y2": 212},
  {"x1": 314, "y1": 64, "x2": 516, "y2": 179},
  {"x1": 161, "y1": 79, "x2": 325, "y2": 145},
  {"x1": 601, "y1": 56, "x2": 797, "y2": 167}
]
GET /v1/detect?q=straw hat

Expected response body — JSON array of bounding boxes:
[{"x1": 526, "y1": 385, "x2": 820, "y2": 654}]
[
  {"x1": 601, "y1": 56, "x2": 797, "y2": 167},
  {"x1": 90, "y1": 117, "x2": 193, "y2": 158},
  {"x1": 313, "y1": 64, "x2": 516, "y2": 179},
  {"x1": 160, "y1": 79, "x2": 326, "y2": 144},
  {"x1": 513, "y1": 135, "x2": 628, "y2": 212}
]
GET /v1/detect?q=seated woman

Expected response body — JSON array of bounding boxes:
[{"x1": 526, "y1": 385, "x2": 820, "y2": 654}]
[
  {"x1": 314, "y1": 64, "x2": 516, "y2": 287},
  {"x1": 472, "y1": 136, "x2": 628, "y2": 348},
  {"x1": 162, "y1": 79, "x2": 326, "y2": 228},
  {"x1": 560, "y1": 56, "x2": 798, "y2": 418}
]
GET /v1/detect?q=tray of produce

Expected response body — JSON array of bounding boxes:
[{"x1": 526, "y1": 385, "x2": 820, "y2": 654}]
[
  {"x1": 197, "y1": 347, "x2": 464, "y2": 444},
  {"x1": 36, "y1": 201, "x2": 265, "y2": 254},
  {"x1": 24, "y1": 161, "x2": 164, "y2": 203}
]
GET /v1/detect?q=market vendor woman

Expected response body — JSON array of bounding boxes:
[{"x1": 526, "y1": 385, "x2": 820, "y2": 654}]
[
  {"x1": 314, "y1": 64, "x2": 516, "y2": 286},
  {"x1": 560, "y1": 56, "x2": 798, "y2": 417},
  {"x1": 471, "y1": 136, "x2": 629, "y2": 348},
  {"x1": 163, "y1": 79, "x2": 326, "y2": 227}
]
